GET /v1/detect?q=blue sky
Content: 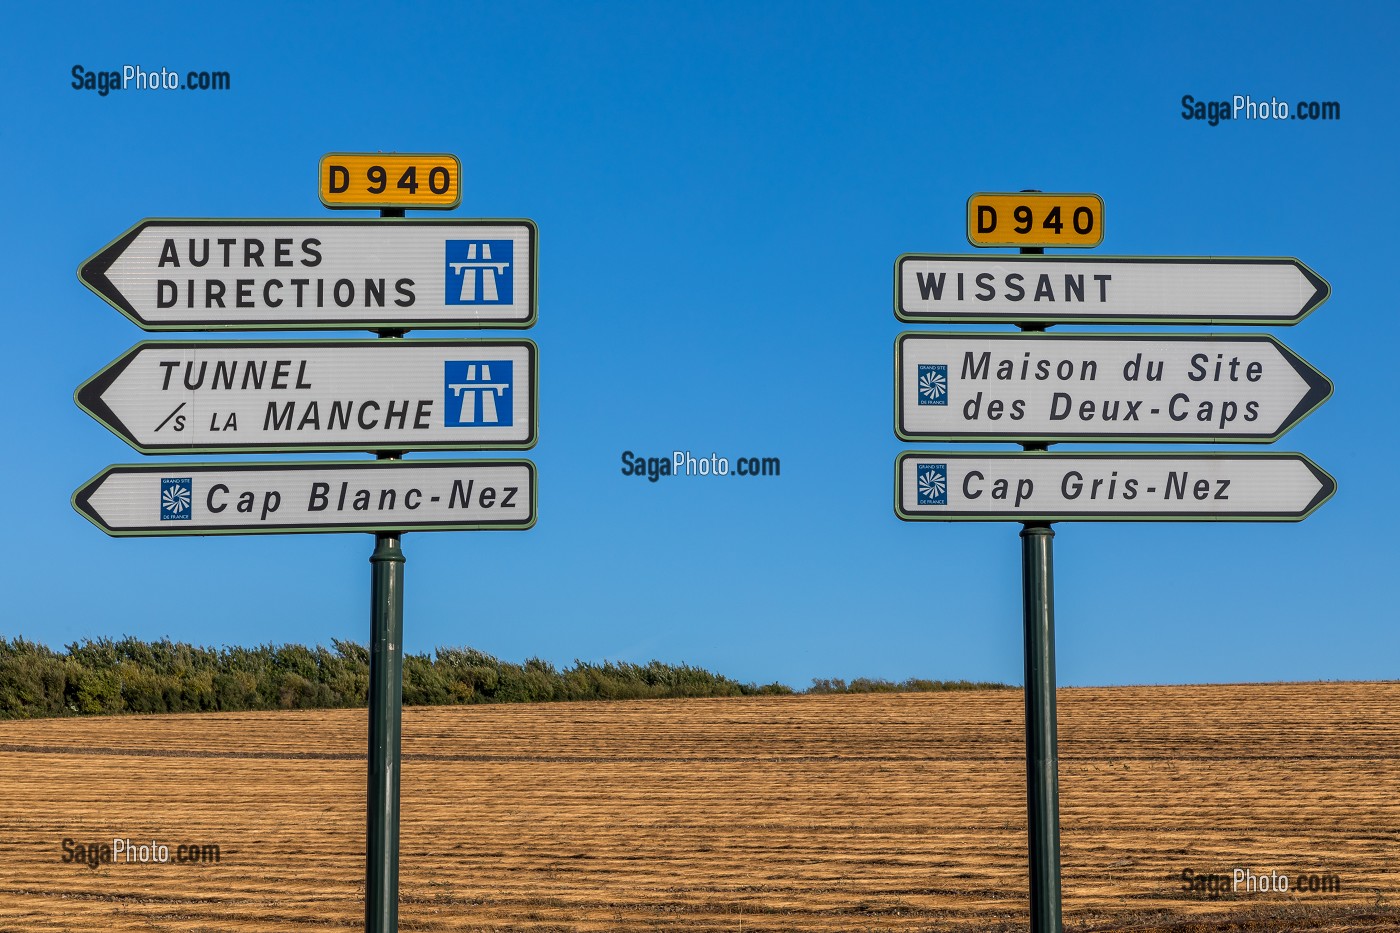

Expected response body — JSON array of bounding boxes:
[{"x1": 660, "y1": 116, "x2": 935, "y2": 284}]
[{"x1": 5, "y1": 1, "x2": 1395, "y2": 688}]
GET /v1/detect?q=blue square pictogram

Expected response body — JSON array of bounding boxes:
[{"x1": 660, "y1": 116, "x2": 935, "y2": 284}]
[
  {"x1": 444, "y1": 361, "x2": 514, "y2": 427},
  {"x1": 445, "y1": 240, "x2": 513, "y2": 305},
  {"x1": 916, "y1": 464, "x2": 947, "y2": 506},
  {"x1": 918, "y1": 364, "x2": 948, "y2": 406},
  {"x1": 161, "y1": 477, "x2": 193, "y2": 520}
]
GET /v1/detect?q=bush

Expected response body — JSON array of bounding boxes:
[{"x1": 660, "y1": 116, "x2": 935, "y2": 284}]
[
  {"x1": 0, "y1": 635, "x2": 1006, "y2": 718},
  {"x1": 73, "y1": 668, "x2": 123, "y2": 715},
  {"x1": 809, "y1": 676, "x2": 1009, "y2": 694}
]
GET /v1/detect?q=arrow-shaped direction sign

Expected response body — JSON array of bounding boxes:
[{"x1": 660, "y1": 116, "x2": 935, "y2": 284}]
[
  {"x1": 894, "y1": 255, "x2": 1329, "y2": 325},
  {"x1": 76, "y1": 339, "x2": 536, "y2": 454},
  {"x1": 896, "y1": 332, "x2": 1332, "y2": 443},
  {"x1": 895, "y1": 452, "x2": 1335, "y2": 522},
  {"x1": 78, "y1": 219, "x2": 537, "y2": 330},
  {"x1": 73, "y1": 460, "x2": 536, "y2": 536}
]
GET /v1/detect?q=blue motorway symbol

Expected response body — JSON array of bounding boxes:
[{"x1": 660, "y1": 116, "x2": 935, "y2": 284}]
[
  {"x1": 443, "y1": 361, "x2": 514, "y2": 427},
  {"x1": 445, "y1": 240, "x2": 513, "y2": 305}
]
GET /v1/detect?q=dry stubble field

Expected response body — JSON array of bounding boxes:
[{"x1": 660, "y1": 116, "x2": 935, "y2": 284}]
[{"x1": 0, "y1": 683, "x2": 1397, "y2": 932}]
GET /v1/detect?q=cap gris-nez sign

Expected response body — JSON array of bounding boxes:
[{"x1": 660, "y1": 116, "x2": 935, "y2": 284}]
[{"x1": 895, "y1": 451, "x2": 1335, "y2": 522}]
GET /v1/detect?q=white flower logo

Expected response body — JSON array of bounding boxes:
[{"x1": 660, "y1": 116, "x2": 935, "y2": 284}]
[
  {"x1": 918, "y1": 466, "x2": 947, "y2": 503},
  {"x1": 919, "y1": 367, "x2": 947, "y2": 404},
  {"x1": 162, "y1": 483, "x2": 191, "y2": 515}
]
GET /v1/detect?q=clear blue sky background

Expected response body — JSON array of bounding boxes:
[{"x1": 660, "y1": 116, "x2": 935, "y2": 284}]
[{"x1": 4, "y1": 1, "x2": 1394, "y2": 688}]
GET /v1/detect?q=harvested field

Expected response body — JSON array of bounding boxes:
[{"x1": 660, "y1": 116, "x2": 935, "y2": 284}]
[{"x1": 0, "y1": 682, "x2": 1397, "y2": 932}]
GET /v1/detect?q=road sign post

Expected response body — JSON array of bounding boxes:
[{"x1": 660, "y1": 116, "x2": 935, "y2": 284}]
[
  {"x1": 72, "y1": 162, "x2": 539, "y2": 933},
  {"x1": 896, "y1": 213, "x2": 1334, "y2": 930}
]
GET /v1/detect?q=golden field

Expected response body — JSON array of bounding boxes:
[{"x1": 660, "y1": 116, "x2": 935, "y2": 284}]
[{"x1": 0, "y1": 682, "x2": 1397, "y2": 932}]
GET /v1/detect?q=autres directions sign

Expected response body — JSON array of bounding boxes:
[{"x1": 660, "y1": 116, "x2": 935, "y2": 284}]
[
  {"x1": 894, "y1": 255, "x2": 1329, "y2": 325},
  {"x1": 896, "y1": 332, "x2": 1332, "y2": 443},
  {"x1": 895, "y1": 452, "x2": 1335, "y2": 522},
  {"x1": 78, "y1": 219, "x2": 537, "y2": 330},
  {"x1": 75, "y1": 339, "x2": 537, "y2": 454},
  {"x1": 73, "y1": 460, "x2": 536, "y2": 536}
]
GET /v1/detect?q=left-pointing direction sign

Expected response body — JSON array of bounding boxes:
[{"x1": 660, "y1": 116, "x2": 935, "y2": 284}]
[
  {"x1": 78, "y1": 219, "x2": 537, "y2": 330},
  {"x1": 896, "y1": 452, "x2": 1335, "y2": 522},
  {"x1": 73, "y1": 460, "x2": 536, "y2": 536},
  {"x1": 75, "y1": 339, "x2": 536, "y2": 454},
  {"x1": 896, "y1": 332, "x2": 1331, "y2": 443}
]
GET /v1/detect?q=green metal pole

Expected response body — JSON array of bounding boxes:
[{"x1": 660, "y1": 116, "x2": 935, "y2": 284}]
[
  {"x1": 1019, "y1": 233, "x2": 1062, "y2": 932},
  {"x1": 1021, "y1": 520, "x2": 1061, "y2": 932},
  {"x1": 367, "y1": 531, "x2": 404, "y2": 933},
  {"x1": 367, "y1": 205, "x2": 406, "y2": 933}
]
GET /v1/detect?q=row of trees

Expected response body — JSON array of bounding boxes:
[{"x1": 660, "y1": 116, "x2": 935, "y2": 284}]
[{"x1": 0, "y1": 636, "x2": 1004, "y2": 719}]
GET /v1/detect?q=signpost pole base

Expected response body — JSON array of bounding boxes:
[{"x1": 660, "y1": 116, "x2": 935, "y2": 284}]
[
  {"x1": 1021, "y1": 521, "x2": 1062, "y2": 933},
  {"x1": 367, "y1": 532, "x2": 404, "y2": 933}
]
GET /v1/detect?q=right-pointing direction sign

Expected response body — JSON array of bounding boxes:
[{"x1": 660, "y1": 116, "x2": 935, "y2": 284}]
[
  {"x1": 74, "y1": 460, "x2": 536, "y2": 536},
  {"x1": 895, "y1": 255, "x2": 1329, "y2": 325},
  {"x1": 895, "y1": 452, "x2": 1335, "y2": 522},
  {"x1": 896, "y1": 332, "x2": 1332, "y2": 443},
  {"x1": 76, "y1": 339, "x2": 536, "y2": 454}
]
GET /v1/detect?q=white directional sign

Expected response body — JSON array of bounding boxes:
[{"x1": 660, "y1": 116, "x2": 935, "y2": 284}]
[
  {"x1": 895, "y1": 255, "x2": 1329, "y2": 325},
  {"x1": 896, "y1": 452, "x2": 1335, "y2": 522},
  {"x1": 75, "y1": 339, "x2": 536, "y2": 453},
  {"x1": 78, "y1": 219, "x2": 537, "y2": 330},
  {"x1": 73, "y1": 460, "x2": 536, "y2": 536},
  {"x1": 896, "y1": 332, "x2": 1332, "y2": 443}
]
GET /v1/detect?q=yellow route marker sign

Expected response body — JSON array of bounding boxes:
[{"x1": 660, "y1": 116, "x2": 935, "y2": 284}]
[
  {"x1": 967, "y1": 192, "x2": 1103, "y2": 248},
  {"x1": 319, "y1": 153, "x2": 461, "y2": 210}
]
